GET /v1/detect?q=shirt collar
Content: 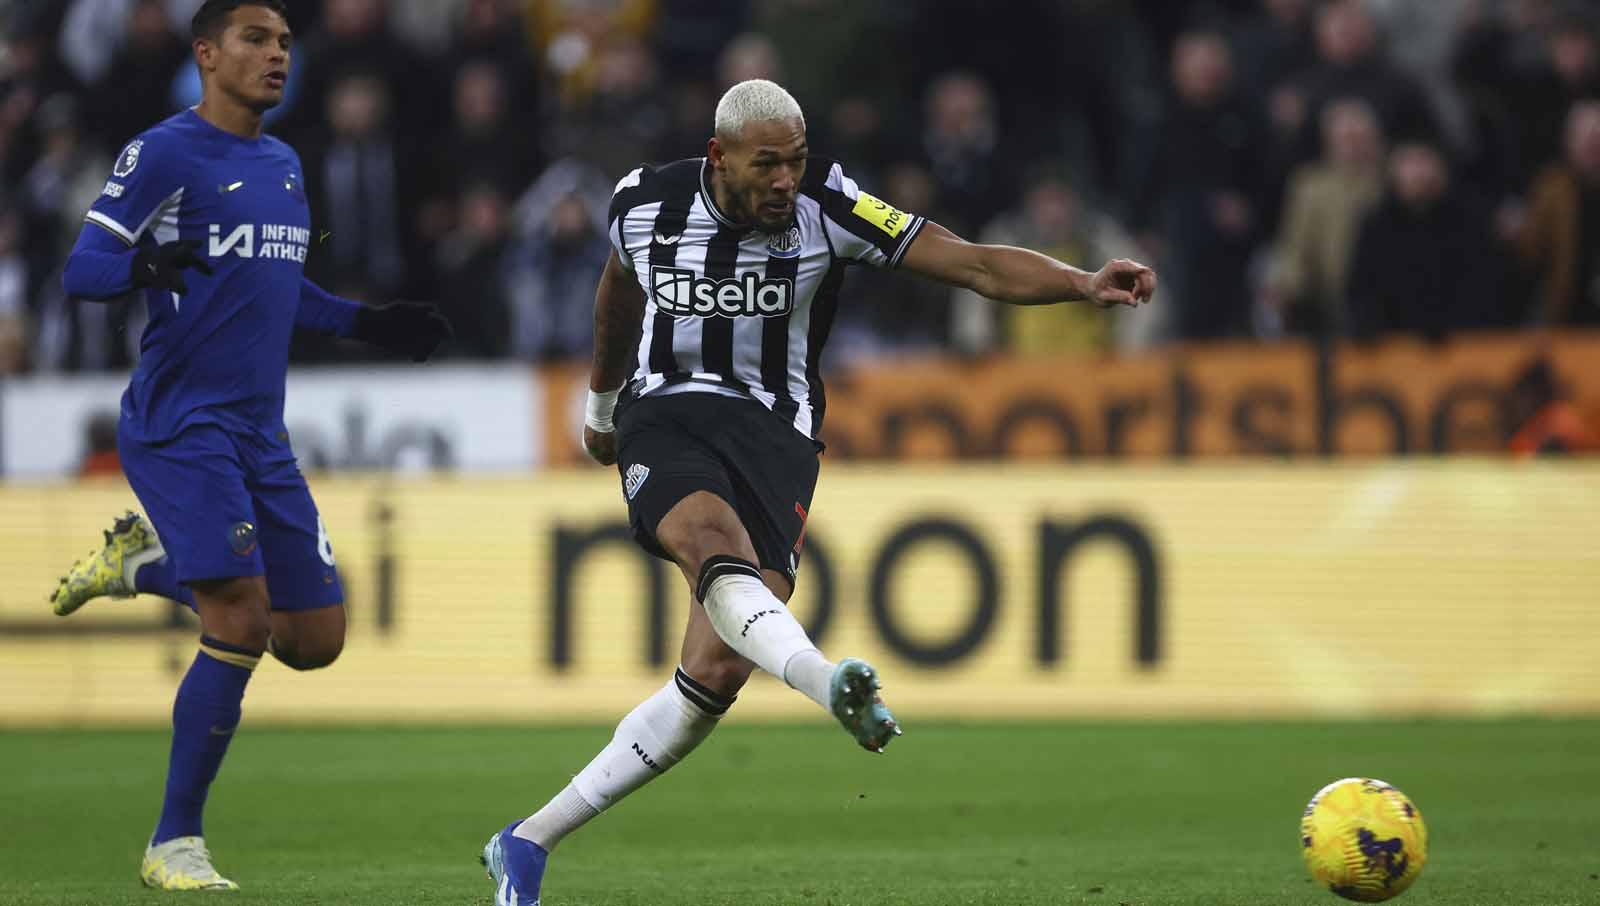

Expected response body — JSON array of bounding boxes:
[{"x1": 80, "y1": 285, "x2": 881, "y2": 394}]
[{"x1": 699, "y1": 158, "x2": 746, "y2": 230}]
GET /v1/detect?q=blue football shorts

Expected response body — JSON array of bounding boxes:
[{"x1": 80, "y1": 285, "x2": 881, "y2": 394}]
[{"x1": 119, "y1": 422, "x2": 343, "y2": 610}]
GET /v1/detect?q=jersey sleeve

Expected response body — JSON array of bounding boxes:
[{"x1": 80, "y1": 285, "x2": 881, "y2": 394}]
[
  {"x1": 296, "y1": 277, "x2": 360, "y2": 337},
  {"x1": 814, "y1": 161, "x2": 926, "y2": 269},
  {"x1": 607, "y1": 166, "x2": 646, "y2": 272},
  {"x1": 84, "y1": 133, "x2": 185, "y2": 246}
]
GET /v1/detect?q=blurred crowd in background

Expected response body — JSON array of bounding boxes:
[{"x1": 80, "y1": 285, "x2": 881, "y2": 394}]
[{"x1": 3, "y1": 0, "x2": 1600, "y2": 376}]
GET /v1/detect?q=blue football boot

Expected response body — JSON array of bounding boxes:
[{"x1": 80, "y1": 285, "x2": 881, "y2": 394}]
[
  {"x1": 482, "y1": 821, "x2": 548, "y2": 906},
  {"x1": 829, "y1": 657, "x2": 903, "y2": 752}
]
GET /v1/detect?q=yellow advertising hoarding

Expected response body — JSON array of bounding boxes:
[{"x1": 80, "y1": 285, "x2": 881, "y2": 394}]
[{"x1": 0, "y1": 462, "x2": 1596, "y2": 724}]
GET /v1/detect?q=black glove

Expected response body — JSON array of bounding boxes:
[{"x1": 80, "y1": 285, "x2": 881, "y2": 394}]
[
  {"x1": 349, "y1": 302, "x2": 452, "y2": 362},
  {"x1": 131, "y1": 239, "x2": 214, "y2": 294}
]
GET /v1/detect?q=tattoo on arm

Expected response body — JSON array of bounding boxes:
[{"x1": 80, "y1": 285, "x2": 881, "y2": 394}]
[{"x1": 591, "y1": 253, "x2": 646, "y2": 391}]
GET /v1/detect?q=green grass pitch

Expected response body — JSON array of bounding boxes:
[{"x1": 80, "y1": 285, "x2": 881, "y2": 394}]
[{"x1": 3, "y1": 720, "x2": 1598, "y2": 905}]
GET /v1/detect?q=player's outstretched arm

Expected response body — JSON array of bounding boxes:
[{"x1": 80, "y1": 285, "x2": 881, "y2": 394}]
[
  {"x1": 296, "y1": 278, "x2": 452, "y2": 363},
  {"x1": 898, "y1": 221, "x2": 1156, "y2": 309},
  {"x1": 63, "y1": 223, "x2": 213, "y2": 301},
  {"x1": 583, "y1": 250, "x2": 647, "y2": 466}
]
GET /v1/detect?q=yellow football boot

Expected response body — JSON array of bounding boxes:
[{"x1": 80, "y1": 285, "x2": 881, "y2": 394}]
[{"x1": 50, "y1": 511, "x2": 164, "y2": 616}]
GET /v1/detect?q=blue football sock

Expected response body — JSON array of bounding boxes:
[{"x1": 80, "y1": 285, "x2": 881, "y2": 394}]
[
  {"x1": 150, "y1": 637, "x2": 260, "y2": 845},
  {"x1": 135, "y1": 557, "x2": 197, "y2": 610}
]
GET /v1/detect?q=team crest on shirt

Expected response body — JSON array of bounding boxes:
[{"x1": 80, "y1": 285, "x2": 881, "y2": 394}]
[
  {"x1": 113, "y1": 140, "x2": 144, "y2": 178},
  {"x1": 767, "y1": 225, "x2": 802, "y2": 258},
  {"x1": 624, "y1": 463, "x2": 651, "y2": 500},
  {"x1": 228, "y1": 521, "x2": 257, "y2": 556}
]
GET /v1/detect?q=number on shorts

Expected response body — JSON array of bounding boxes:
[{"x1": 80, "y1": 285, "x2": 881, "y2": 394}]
[{"x1": 316, "y1": 515, "x2": 336, "y2": 566}]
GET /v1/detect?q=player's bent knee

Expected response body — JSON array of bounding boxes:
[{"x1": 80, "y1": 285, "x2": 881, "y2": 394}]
[
  {"x1": 269, "y1": 604, "x2": 346, "y2": 670},
  {"x1": 270, "y1": 637, "x2": 342, "y2": 671},
  {"x1": 268, "y1": 627, "x2": 345, "y2": 671},
  {"x1": 678, "y1": 653, "x2": 753, "y2": 702},
  {"x1": 673, "y1": 526, "x2": 757, "y2": 582},
  {"x1": 218, "y1": 615, "x2": 271, "y2": 653},
  {"x1": 190, "y1": 578, "x2": 273, "y2": 651}
]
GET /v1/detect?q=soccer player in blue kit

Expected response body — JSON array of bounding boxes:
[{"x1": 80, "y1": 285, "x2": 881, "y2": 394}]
[{"x1": 48, "y1": 0, "x2": 449, "y2": 890}]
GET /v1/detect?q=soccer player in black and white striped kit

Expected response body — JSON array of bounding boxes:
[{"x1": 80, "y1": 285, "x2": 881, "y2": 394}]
[{"x1": 483, "y1": 79, "x2": 1155, "y2": 904}]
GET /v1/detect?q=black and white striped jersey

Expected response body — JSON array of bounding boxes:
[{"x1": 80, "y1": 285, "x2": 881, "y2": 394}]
[{"x1": 607, "y1": 156, "x2": 926, "y2": 440}]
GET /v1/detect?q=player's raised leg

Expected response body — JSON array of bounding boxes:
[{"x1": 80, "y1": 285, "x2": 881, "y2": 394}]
[
  {"x1": 486, "y1": 586, "x2": 753, "y2": 904},
  {"x1": 46, "y1": 505, "x2": 345, "y2": 675},
  {"x1": 656, "y1": 491, "x2": 900, "y2": 751},
  {"x1": 50, "y1": 511, "x2": 195, "y2": 615}
]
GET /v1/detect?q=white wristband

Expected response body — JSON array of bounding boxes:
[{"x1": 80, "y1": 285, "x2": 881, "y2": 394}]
[{"x1": 584, "y1": 388, "x2": 621, "y2": 434}]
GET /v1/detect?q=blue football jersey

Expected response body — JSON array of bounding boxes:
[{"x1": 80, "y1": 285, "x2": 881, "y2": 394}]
[{"x1": 86, "y1": 109, "x2": 312, "y2": 443}]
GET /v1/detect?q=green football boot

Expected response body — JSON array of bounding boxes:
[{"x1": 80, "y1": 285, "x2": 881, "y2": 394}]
[
  {"x1": 49, "y1": 511, "x2": 164, "y2": 616},
  {"x1": 829, "y1": 657, "x2": 902, "y2": 753}
]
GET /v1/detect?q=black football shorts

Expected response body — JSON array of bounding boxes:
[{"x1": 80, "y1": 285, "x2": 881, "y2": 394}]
[{"x1": 615, "y1": 390, "x2": 820, "y2": 587}]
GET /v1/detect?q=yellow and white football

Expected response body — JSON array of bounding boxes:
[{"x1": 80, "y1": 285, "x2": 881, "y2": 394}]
[{"x1": 1301, "y1": 777, "x2": 1428, "y2": 902}]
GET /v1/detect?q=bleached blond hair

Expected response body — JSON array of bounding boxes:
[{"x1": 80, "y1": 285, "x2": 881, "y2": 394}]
[{"x1": 714, "y1": 79, "x2": 804, "y2": 142}]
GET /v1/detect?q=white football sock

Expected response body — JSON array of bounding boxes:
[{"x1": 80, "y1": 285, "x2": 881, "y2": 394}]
[
  {"x1": 514, "y1": 669, "x2": 728, "y2": 850},
  {"x1": 513, "y1": 785, "x2": 595, "y2": 851},
  {"x1": 698, "y1": 557, "x2": 835, "y2": 709},
  {"x1": 781, "y1": 648, "x2": 835, "y2": 709}
]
